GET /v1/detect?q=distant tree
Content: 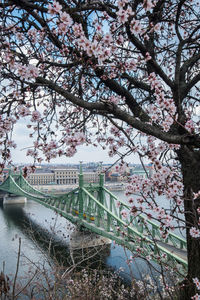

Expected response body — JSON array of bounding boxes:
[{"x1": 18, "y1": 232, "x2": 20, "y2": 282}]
[{"x1": 0, "y1": 0, "x2": 200, "y2": 298}]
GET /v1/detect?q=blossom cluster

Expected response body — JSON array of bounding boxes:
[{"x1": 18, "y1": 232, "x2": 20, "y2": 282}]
[
  {"x1": 15, "y1": 63, "x2": 39, "y2": 81},
  {"x1": 190, "y1": 227, "x2": 200, "y2": 238},
  {"x1": 147, "y1": 72, "x2": 176, "y2": 131},
  {"x1": 193, "y1": 278, "x2": 200, "y2": 291},
  {"x1": 191, "y1": 294, "x2": 200, "y2": 300}
]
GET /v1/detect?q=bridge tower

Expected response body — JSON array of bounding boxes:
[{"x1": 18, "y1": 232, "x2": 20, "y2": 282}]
[
  {"x1": 78, "y1": 161, "x2": 84, "y2": 220},
  {"x1": 69, "y1": 162, "x2": 112, "y2": 250},
  {"x1": 98, "y1": 162, "x2": 105, "y2": 206},
  {"x1": 3, "y1": 170, "x2": 27, "y2": 205}
]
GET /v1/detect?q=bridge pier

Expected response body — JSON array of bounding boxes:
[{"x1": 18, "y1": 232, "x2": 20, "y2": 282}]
[
  {"x1": 69, "y1": 227, "x2": 112, "y2": 250},
  {"x1": 3, "y1": 195, "x2": 27, "y2": 204}
]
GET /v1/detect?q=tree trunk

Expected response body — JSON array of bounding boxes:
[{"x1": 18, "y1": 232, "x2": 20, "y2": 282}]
[{"x1": 177, "y1": 145, "x2": 200, "y2": 299}]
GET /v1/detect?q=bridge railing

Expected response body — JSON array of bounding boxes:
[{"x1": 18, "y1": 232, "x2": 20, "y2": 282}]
[
  {"x1": 132, "y1": 215, "x2": 187, "y2": 250},
  {"x1": 103, "y1": 187, "x2": 187, "y2": 250}
]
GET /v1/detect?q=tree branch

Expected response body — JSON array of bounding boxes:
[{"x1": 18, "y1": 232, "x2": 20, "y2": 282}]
[
  {"x1": 125, "y1": 25, "x2": 174, "y2": 89},
  {"x1": 35, "y1": 76, "x2": 200, "y2": 147}
]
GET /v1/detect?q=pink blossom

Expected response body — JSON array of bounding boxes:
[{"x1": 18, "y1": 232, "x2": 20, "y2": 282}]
[
  {"x1": 116, "y1": 34, "x2": 124, "y2": 45},
  {"x1": 16, "y1": 32, "x2": 23, "y2": 40},
  {"x1": 16, "y1": 64, "x2": 26, "y2": 79},
  {"x1": 48, "y1": 140, "x2": 57, "y2": 149},
  {"x1": 163, "y1": 215, "x2": 172, "y2": 227},
  {"x1": 72, "y1": 23, "x2": 84, "y2": 37},
  {"x1": 31, "y1": 110, "x2": 41, "y2": 122},
  {"x1": 103, "y1": 48, "x2": 111, "y2": 58},
  {"x1": 26, "y1": 149, "x2": 38, "y2": 158},
  {"x1": 59, "y1": 11, "x2": 72, "y2": 26},
  {"x1": 66, "y1": 146, "x2": 77, "y2": 157},
  {"x1": 48, "y1": 1, "x2": 62, "y2": 15},
  {"x1": 162, "y1": 115, "x2": 174, "y2": 132},
  {"x1": 193, "y1": 278, "x2": 200, "y2": 290},
  {"x1": 90, "y1": 40, "x2": 100, "y2": 56},
  {"x1": 58, "y1": 23, "x2": 68, "y2": 34},
  {"x1": 75, "y1": 132, "x2": 85, "y2": 144},
  {"x1": 190, "y1": 227, "x2": 200, "y2": 238},
  {"x1": 116, "y1": 201, "x2": 121, "y2": 208},
  {"x1": 185, "y1": 120, "x2": 195, "y2": 133},
  {"x1": 95, "y1": 24, "x2": 102, "y2": 33},
  {"x1": 48, "y1": 4, "x2": 56, "y2": 15},
  {"x1": 143, "y1": 0, "x2": 155, "y2": 11},
  {"x1": 24, "y1": 65, "x2": 39, "y2": 80},
  {"x1": 191, "y1": 294, "x2": 200, "y2": 300},
  {"x1": 22, "y1": 166, "x2": 36, "y2": 177},
  {"x1": 109, "y1": 96, "x2": 120, "y2": 104},
  {"x1": 117, "y1": 0, "x2": 127, "y2": 8},
  {"x1": 128, "y1": 197, "x2": 134, "y2": 204},
  {"x1": 103, "y1": 33, "x2": 113, "y2": 45},
  {"x1": 145, "y1": 52, "x2": 152, "y2": 61},
  {"x1": 194, "y1": 191, "x2": 200, "y2": 199},
  {"x1": 121, "y1": 209, "x2": 128, "y2": 219},
  {"x1": 18, "y1": 105, "x2": 30, "y2": 117},
  {"x1": 64, "y1": 132, "x2": 85, "y2": 147},
  {"x1": 116, "y1": 9, "x2": 129, "y2": 24},
  {"x1": 130, "y1": 19, "x2": 143, "y2": 34}
]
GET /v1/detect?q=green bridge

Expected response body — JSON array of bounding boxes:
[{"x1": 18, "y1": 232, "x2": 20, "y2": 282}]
[{"x1": 0, "y1": 168, "x2": 187, "y2": 275}]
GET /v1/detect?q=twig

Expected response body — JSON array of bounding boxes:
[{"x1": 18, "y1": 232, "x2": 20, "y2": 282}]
[
  {"x1": 12, "y1": 237, "x2": 21, "y2": 299},
  {"x1": 14, "y1": 270, "x2": 37, "y2": 298}
]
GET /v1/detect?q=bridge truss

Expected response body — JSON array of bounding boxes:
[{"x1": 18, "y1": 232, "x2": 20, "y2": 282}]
[{"x1": 0, "y1": 169, "x2": 187, "y2": 275}]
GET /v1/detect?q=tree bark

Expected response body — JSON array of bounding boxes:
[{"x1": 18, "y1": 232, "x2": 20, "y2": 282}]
[{"x1": 177, "y1": 145, "x2": 200, "y2": 299}]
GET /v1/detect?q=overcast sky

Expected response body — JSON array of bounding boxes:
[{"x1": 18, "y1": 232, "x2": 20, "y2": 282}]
[{"x1": 11, "y1": 119, "x2": 141, "y2": 165}]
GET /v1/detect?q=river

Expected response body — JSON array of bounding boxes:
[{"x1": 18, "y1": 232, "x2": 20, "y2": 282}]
[{"x1": 0, "y1": 190, "x2": 174, "y2": 298}]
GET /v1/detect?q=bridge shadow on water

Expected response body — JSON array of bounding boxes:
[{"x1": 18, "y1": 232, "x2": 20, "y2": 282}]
[
  {"x1": 0, "y1": 201, "x2": 164, "y2": 299},
  {"x1": 0, "y1": 203, "x2": 112, "y2": 272}
]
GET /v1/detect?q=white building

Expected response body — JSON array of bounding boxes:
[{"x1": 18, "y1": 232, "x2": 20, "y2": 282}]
[{"x1": 27, "y1": 168, "x2": 78, "y2": 185}]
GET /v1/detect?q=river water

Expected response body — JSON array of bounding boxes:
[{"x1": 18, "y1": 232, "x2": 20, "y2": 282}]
[{"x1": 0, "y1": 190, "x2": 176, "y2": 297}]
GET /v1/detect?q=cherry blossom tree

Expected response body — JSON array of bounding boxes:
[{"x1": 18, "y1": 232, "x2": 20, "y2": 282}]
[{"x1": 0, "y1": 0, "x2": 200, "y2": 298}]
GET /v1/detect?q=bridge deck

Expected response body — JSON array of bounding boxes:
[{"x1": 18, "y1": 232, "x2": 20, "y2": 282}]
[{"x1": 157, "y1": 241, "x2": 187, "y2": 262}]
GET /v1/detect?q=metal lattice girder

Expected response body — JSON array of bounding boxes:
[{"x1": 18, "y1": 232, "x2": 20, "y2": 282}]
[
  {"x1": 12, "y1": 173, "x2": 49, "y2": 197},
  {"x1": 103, "y1": 187, "x2": 187, "y2": 251},
  {"x1": 0, "y1": 175, "x2": 50, "y2": 202}
]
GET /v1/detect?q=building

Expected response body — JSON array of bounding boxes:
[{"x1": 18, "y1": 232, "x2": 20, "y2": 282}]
[
  {"x1": 27, "y1": 167, "x2": 105, "y2": 186},
  {"x1": 27, "y1": 168, "x2": 78, "y2": 185},
  {"x1": 27, "y1": 169, "x2": 55, "y2": 185},
  {"x1": 83, "y1": 172, "x2": 104, "y2": 184},
  {"x1": 54, "y1": 169, "x2": 78, "y2": 184}
]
